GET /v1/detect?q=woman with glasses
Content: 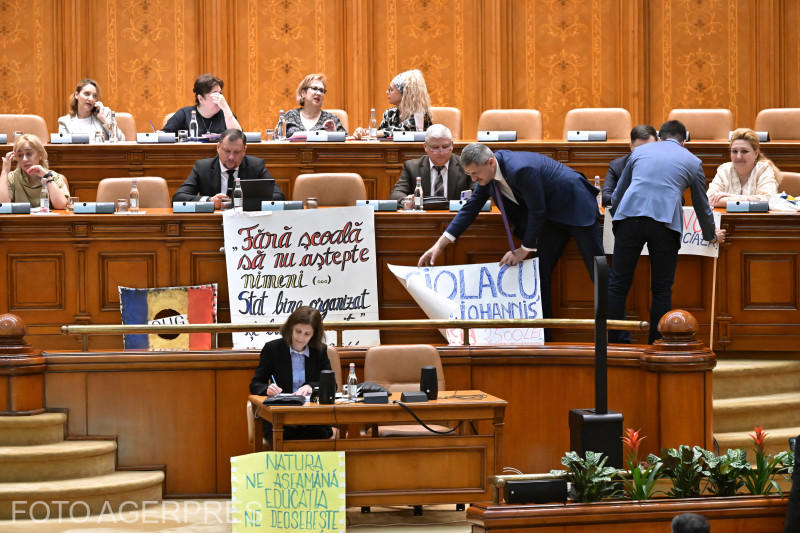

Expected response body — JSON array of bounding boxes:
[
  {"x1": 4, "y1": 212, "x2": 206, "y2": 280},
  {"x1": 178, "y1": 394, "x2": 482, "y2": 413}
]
[{"x1": 284, "y1": 74, "x2": 347, "y2": 137}]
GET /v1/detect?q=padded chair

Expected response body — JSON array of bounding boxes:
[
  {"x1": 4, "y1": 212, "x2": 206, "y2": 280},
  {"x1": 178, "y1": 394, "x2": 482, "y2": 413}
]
[
  {"x1": 477, "y1": 109, "x2": 542, "y2": 141},
  {"x1": 327, "y1": 109, "x2": 349, "y2": 133},
  {"x1": 247, "y1": 346, "x2": 343, "y2": 452},
  {"x1": 430, "y1": 107, "x2": 462, "y2": 140},
  {"x1": 0, "y1": 114, "x2": 49, "y2": 142},
  {"x1": 291, "y1": 173, "x2": 366, "y2": 206},
  {"x1": 754, "y1": 108, "x2": 800, "y2": 140},
  {"x1": 667, "y1": 109, "x2": 732, "y2": 140},
  {"x1": 114, "y1": 112, "x2": 136, "y2": 141},
  {"x1": 562, "y1": 108, "x2": 631, "y2": 140},
  {"x1": 96, "y1": 177, "x2": 171, "y2": 207},
  {"x1": 162, "y1": 113, "x2": 175, "y2": 128},
  {"x1": 781, "y1": 172, "x2": 800, "y2": 197},
  {"x1": 363, "y1": 344, "x2": 449, "y2": 437}
]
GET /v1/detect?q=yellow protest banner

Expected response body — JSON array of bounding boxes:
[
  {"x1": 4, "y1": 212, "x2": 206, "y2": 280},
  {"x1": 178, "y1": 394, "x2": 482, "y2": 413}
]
[{"x1": 231, "y1": 451, "x2": 346, "y2": 532}]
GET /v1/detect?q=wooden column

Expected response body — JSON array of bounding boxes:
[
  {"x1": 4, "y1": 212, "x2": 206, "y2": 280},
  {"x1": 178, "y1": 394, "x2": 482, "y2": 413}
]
[{"x1": 0, "y1": 314, "x2": 45, "y2": 415}]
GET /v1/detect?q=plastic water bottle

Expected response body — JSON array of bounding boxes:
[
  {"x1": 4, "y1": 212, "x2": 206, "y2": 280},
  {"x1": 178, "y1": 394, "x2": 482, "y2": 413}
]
[
  {"x1": 347, "y1": 363, "x2": 358, "y2": 400},
  {"x1": 594, "y1": 175, "x2": 602, "y2": 209},
  {"x1": 129, "y1": 178, "x2": 140, "y2": 213},
  {"x1": 189, "y1": 110, "x2": 199, "y2": 139},
  {"x1": 109, "y1": 112, "x2": 118, "y2": 143},
  {"x1": 39, "y1": 178, "x2": 49, "y2": 213},
  {"x1": 414, "y1": 176, "x2": 424, "y2": 211},
  {"x1": 275, "y1": 110, "x2": 285, "y2": 140},
  {"x1": 232, "y1": 177, "x2": 243, "y2": 212},
  {"x1": 368, "y1": 108, "x2": 378, "y2": 141}
]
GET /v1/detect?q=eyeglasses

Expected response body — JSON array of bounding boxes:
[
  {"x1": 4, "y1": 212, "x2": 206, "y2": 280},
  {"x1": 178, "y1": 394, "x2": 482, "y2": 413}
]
[
  {"x1": 426, "y1": 144, "x2": 453, "y2": 153},
  {"x1": 307, "y1": 86, "x2": 327, "y2": 94}
]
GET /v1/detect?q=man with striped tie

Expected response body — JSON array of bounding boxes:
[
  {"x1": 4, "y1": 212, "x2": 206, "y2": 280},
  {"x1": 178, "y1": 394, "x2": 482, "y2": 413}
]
[
  {"x1": 418, "y1": 143, "x2": 603, "y2": 326},
  {"x1": 389, "y1": 124, "x2": 473, "y2": 201}
]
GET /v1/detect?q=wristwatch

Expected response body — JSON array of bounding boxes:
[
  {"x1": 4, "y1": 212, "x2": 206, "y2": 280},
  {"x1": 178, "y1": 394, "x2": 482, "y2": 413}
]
[{"x1": 42, "y1": 171, "x2": 54, "y2": 183}]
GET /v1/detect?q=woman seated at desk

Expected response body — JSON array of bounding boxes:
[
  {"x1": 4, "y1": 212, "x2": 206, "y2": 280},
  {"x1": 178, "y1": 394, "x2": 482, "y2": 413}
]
[
  {"x1": 353, "y1": 69, "x2": 433, "y2": 138},
  {"x1": 1, "y1": 134, "x2": 70, "y2": 209},
  {"x1": 284, "y1": 74, "x2": 347, "y2": 137},
  {"x1": 162, "y1": 73, "x2": 241, "y2": 135},
  {"x1": 249, "y1": 306, "x2": 333, "y2": 444},
  {"x1": 707, "y1": 127, "x2": 781, "y2": 207},
  {"x1": 58, "y1": 78, "x2": 126, "y2": 142}
]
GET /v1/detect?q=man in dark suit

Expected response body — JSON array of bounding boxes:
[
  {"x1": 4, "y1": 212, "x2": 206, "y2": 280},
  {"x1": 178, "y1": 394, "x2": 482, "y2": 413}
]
[
  {"x1": 172, "y1": 128, "x2": 285, "y2": 209},
  {"x1": 389, "y1": 124, "x2": 473, "y2": 201},
  {"x1": 418, "y1": 143, "x2": 603, "y2": 323},
  {"x1": 601, "y1": 125, "x2": 658, "y2": 207}
]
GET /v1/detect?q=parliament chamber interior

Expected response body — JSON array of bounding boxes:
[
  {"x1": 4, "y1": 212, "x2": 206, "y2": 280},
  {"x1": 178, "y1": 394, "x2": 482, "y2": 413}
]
[{"x1": 1, "y1": 1, "x2": 799, "y2": 531}]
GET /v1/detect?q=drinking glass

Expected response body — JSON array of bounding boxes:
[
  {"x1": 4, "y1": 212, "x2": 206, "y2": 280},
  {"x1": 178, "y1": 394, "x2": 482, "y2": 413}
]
[
  {"x1": 177, "y1": 130, "x2": 189, "y2": 143},
  {"x1": 303, "y1": 197, "x2": 319, "y2": 209},
  {"x1": 116, "y1": 198, "x2": 129, "y2": 213},
  {"x1": 13, "y1": 131, "x2": 22, "y2": 140},
  {"x1": 94, "y1": 131, "x2": 105, "y2": 144},
  {"x1": 413, "y1": 112, "x2": 424, "y2": 132},
  {"x1": 402, "y1": 196, "x2": 414, "y2": 211},
  {"x1": 66, "y1": 196, "x2": 78, "y2": 212},
  {"x1": 220, "y1": 199, "x2": 233, "y2": 211}
]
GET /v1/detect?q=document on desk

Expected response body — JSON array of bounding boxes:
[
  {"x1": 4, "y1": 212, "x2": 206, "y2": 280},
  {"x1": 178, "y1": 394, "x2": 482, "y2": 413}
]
[
  {"x1": 231, "y1": 450, "x2": 346, "y2": 532},
  {"x1": 389, "y1": 260, "x2": 544, "y2": 346}
]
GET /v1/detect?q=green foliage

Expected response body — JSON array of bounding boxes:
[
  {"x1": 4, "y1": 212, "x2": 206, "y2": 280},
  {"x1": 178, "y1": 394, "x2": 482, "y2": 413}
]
[
  {"x1": 621, "y1": 453, "x2": 663, "y2": 500},
  {"x1": 743, "y1": 449, "x2": 790, "y2": 496},
  {"x1": 661, "y1": 445, "x2": 707, "y2": 498},
  {"x1": 553, "y1": 450, "x2": 620, "y2": 503},
  {"x1": 701, "y1": 448, "x2": 749, "y2": 497}
]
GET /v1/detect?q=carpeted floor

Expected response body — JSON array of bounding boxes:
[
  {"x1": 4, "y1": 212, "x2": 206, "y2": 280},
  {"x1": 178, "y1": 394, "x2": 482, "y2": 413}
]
[{"x1": 0, "y1": 500, "x2": 470, "y2": 532}]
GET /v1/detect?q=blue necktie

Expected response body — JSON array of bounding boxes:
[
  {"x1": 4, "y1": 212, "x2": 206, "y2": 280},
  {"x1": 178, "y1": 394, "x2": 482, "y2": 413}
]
[{"x1": 492, "y1": 181, "x2": 516, "y2": 253}]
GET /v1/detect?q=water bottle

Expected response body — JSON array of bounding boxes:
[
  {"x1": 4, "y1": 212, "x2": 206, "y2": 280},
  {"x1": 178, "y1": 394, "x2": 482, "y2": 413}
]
[
  {"x1": 232, "y1": 177, "x2": 243, "y2": 212},
  {"x1": 594, "y1": 175, "x2": 602, "y2": 209},
  {"x1": 129, "y1": 178, "x2": 140, "y2": 213},
  {"x1": 368, "y1": 108, "x2": 378, "y2": 141},
  {"x1": 414, "y1": 176, "x2": 424, "y2": 211},
  {"x1": 347, "y1": 363, "x2": 358, "y2": 400},
  {"x1": 189, "y1": 110, "x2": 199, "y2": 139},
  {"x1": 39, "y1": 177, "x2": 49, "y2": 213},
  {"x1": 109, "y1": 111, "x2": 118, "y2": 143},
  {"x1": 275, "y1": 110, "x2": 285, "y2": 140}
]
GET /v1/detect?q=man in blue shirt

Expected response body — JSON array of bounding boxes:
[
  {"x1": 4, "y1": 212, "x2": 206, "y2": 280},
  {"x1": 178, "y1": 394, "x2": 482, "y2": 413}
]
[{"x1": 608, "y1": 120, "x2": 725, "y2": 343}]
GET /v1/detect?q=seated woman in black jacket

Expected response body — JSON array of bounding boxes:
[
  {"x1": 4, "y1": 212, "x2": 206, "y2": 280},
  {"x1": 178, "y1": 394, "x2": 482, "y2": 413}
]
[{"x1": 249, "y1": 306, "x2": 333, "y2": 443}]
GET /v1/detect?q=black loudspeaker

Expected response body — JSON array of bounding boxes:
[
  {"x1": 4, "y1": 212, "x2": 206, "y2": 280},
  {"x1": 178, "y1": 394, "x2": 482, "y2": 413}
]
[
  {"x1": 318, "y1": 370, "x2": 336, "y2": 404},
  {"x1": 420, "y1": 366, "x2": 438, "y2": 400},
  {"x1": 504, "y1": 480, "x2": 568, "y2": 504},
  {"x1": 568, "y1": 408, "x2": 623, "y2": 468}
]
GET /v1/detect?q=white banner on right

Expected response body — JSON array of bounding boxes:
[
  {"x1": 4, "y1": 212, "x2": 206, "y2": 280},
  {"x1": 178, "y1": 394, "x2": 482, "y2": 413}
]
[{"x1": 603, "y1": 207, "x2": 722, "y2": 258}]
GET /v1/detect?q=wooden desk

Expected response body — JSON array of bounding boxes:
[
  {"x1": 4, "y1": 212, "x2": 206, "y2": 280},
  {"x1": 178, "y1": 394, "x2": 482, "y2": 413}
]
[{"x1": 249, "y1": 391, "x2": 506, "y2": 506}]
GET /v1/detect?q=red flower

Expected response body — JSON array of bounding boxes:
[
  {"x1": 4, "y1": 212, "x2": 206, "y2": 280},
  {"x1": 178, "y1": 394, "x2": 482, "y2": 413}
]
[
  {"x1": 749, "y1": 426, "x2": 768, "y2": 454},
  {"x1": 622, "y1": 428, "x2": 646, "y2": 466}
]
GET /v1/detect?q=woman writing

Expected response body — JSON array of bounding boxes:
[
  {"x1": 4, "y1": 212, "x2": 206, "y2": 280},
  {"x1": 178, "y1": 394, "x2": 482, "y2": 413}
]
[
  {"x1": 58, "y1": 78, "x2": 126, "y2": 141},
  {"x1": 707, "y1": 128, "x2": 781, "y2": 207},
  {"x1": 354, "y1": 69, "x2": 433, "y2": 138},
  {"x1": 249, "y1": 306, "x2": 333, "y2": 443},
  {"x1": 283, "y1": 74, "x2": 347, "y2": 137},
  {"x1": 0, "y1": 134, "x2": 70, "y2": 209}
]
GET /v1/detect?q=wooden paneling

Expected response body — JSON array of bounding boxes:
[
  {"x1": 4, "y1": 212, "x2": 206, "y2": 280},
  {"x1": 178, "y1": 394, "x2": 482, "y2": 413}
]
[{"x1": 1, "y1": 1, "x2": 797, "y2": 140}]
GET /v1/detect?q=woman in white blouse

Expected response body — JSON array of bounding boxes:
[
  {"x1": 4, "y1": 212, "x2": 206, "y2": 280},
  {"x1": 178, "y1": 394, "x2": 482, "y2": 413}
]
[
  {"x1": 57, "y1": 79, "x2": 125, "y2": 142},
  {"x1": 707, "y1": 128, "x2": 781, "y2": 207}
]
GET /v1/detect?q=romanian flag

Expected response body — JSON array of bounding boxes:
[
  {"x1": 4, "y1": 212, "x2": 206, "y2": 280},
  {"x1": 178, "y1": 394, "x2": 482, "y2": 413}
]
[{"x1": 119, "y1": 284, "x2": 217, "y2": 350}]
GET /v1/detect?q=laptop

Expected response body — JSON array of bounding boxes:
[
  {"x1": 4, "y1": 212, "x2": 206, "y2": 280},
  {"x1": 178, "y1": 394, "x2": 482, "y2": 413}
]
[{"x1": 227, "y1": 179, "x2": 276, "y2": 211}]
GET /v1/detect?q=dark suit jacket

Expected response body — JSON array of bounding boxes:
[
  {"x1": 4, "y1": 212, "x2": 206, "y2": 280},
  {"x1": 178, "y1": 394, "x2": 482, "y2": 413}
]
[
  {"x1": 172, "y1": 155, "x2": 285, "y2": 202},
  {"x1": 249, "y1": 337, "x2": 332, "y2": 395},
  {"x1": 445, "y1": 150, "x2": 599, "y2": 250},
  {"x1": 390, "y1": 154, "x2": 474, "y2": 200},
  {"x1": 602, "y1": 154, "x2": 629, "y2": 207}
]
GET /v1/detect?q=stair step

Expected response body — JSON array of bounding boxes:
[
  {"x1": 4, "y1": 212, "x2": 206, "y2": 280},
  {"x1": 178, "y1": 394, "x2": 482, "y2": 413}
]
[
  {"x1": 0, "y1": 413, "x2": 65, "y2": 446},
  {"x1": 713, "y1": 359, "x2": 800, "y2": 399},
  {"x1": 0, "y1": 470, "x2": 164, "y2": 520},
  {"x1": 713, "y1": 391, "x2": 800, "y2": 433},
  {"x1": 0, "y1": 440, "x2": 116, "y2": 482},
  {"x1": 714, "y1": 426, "x2": 798, "y2": 462}
]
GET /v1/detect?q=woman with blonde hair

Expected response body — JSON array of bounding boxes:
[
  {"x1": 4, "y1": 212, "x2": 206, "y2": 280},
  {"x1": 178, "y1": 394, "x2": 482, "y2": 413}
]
[
  {"x1": 283, "y1": 73, "x2": 347, "y2": 137},
  {"x1": 58, "y1": 78, "x2": 125, "y2": 142},
  {"x1": 354, "y1": 69, "x2": 433, "y2": 138},
  {"x1": 707, "y1": 128, "x2": 781, "y2": 207},
  {"x1": 0, "y1": 134, "x2": 70, "y2": 209}
]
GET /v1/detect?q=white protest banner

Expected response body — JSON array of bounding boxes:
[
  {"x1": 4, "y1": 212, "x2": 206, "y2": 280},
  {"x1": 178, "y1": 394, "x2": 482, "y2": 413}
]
[
  {"x1": 231, "y1": 451, "x2": 346, "y2": 533},
  {"x1": 603, "y1": 207, "x2": 722, "y2": 257},
  {"x1": 388, "y1": 259, "x2": 543, "y2": 346},
  {"x1": 223, "y1": 207, "x2": 380, "y2": 349}
]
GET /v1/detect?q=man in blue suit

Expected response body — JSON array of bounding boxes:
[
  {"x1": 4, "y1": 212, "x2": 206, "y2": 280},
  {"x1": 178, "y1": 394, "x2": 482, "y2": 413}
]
[
  {"x1": 608, "y1": 120, "x2": 725, "y2": 344},
  {"x1": 418, "y1": 143, "x2": 603, "y2": 326}
]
